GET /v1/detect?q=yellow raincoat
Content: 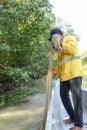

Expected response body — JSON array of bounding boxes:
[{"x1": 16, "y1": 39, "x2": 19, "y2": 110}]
[{"x1": 54, "y1": 35, "x2": 84, "y2": 81}]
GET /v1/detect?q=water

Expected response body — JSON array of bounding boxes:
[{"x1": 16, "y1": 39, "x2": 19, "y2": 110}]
[{"x1": 0, "y1": 94, "x2": 45, "y2": 130}]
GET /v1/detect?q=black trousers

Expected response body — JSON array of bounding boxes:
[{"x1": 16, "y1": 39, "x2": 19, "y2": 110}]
[{"x1": 60, "y1": 77, "x2": 83, "y2": 127}]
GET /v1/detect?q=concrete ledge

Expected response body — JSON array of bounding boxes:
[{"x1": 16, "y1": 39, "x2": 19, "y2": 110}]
[{"x1": 82, "y1": 88, "x2": 87, "y2": 109}]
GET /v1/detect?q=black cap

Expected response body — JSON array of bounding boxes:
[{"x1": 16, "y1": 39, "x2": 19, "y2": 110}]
[{"x1": 48, "y1": 28, "x2": 63, "y2": 41}]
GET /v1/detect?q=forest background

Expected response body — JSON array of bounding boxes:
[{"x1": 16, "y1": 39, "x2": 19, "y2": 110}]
[{"x1": 0, "y1": 0, "x2": 87, "y2": 107}]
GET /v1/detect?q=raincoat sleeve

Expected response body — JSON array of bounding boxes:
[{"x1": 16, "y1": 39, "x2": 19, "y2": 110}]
[
  {"x1": 62, "y1": 35, "x2": 78, "y2": 55},
  {"x1": 53, "y1": 64, "x2": 59, "y2": 77}
]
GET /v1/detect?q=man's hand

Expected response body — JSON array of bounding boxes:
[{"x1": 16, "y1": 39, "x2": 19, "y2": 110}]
[{"x1": 53, "y1": 73, "x2": 57, "y2": 79}]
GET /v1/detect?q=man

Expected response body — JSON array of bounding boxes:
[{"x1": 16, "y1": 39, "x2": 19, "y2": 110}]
[{"x1": 48, "y1": 28, "x2": 84, "y2": 130}]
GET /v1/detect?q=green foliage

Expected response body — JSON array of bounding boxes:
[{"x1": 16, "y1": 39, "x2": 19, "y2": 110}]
[
  {"x1": 0, "y1": 0, "x2": 54, "y2": 75},
  {"x1": 0, "y1": 67, "x2": 30, "y2": 93},
  {"x1": 7, "y1": 68, "x2": 30, "y2": 85},
  {"x1": 0, "y1": 95, "x2": 5, "y2": 107},
  {"x1": 80, "y1": 50, "x2": 87, "y2": 88},
  {"x1": 81, "y1": 50, "x2": 87, "y2": 65},
  {"x1": 0, "y1": 0, "x2": 84, "y2": 106},
  {"x1": 0, "y1": 86, "x2": 38, "y2": 107},
  {"x1": 0, "y1": 77, "x2": 46, "y2": 107},
  {"x1": 0, "y1": 0, "x2": 54, "y2": 90},
  {"x1": 0, "y1": 0, "x2": 54, "y2": 106}
]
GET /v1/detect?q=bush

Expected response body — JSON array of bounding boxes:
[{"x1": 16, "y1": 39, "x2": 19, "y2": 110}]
[
  {"x1": 0, "y1": 67, "x2": 30, "y2": 93},
  {"x1": 0, "y1": 86, "x2": 38, "y2": 108}
]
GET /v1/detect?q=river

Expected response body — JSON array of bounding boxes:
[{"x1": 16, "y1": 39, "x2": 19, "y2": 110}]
[{"x1": 0, "y1": 93, "x2": 45, "y2": 130}]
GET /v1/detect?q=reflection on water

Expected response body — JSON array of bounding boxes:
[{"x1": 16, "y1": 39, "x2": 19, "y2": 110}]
[{"x1": 0, "y1": 94, "x2": 45, "y2": 130}]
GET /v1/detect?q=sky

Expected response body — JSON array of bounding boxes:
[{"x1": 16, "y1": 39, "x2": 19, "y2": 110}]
[{"x1": 49, "y1": 0, "x2": 87, "y2": 52}]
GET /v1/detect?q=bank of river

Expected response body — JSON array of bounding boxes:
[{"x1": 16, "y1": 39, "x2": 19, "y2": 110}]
[
  {"x1": 0, "y1": 93, "x2": 45, "y2": 130},
  {"x1": 0, "y1": 79, "x2": 87, "y2": 130}
]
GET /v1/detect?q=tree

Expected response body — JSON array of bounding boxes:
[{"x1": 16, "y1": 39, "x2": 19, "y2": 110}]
[
  {"x1": 55, "y1": 17, "x2": 80, "y2": 41},
  {"x1": 0, "y1": 0, "x2": 8, "y2": 4},
  {"x1": 0, "y1": 0, "x2": 55, "y2": 92},
  {"x1": 81, "y1": 50, "x2": 87, "y2": 64}
]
